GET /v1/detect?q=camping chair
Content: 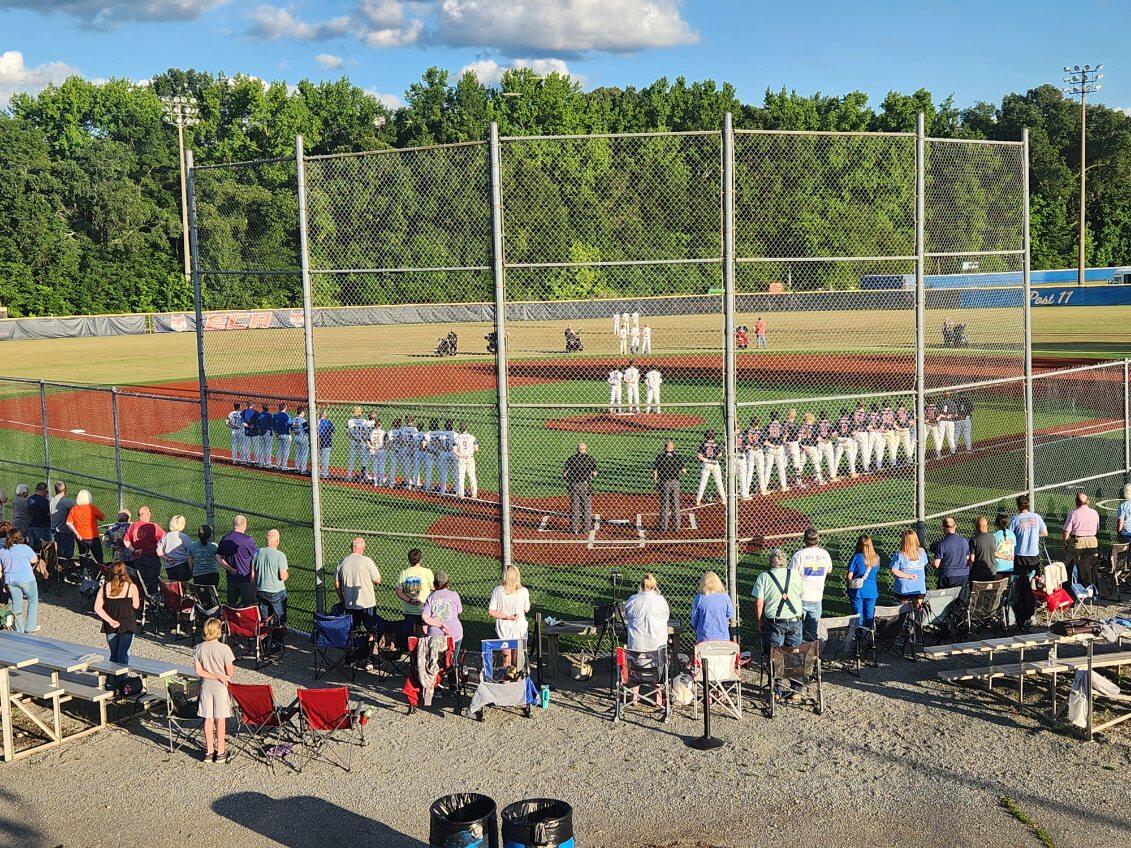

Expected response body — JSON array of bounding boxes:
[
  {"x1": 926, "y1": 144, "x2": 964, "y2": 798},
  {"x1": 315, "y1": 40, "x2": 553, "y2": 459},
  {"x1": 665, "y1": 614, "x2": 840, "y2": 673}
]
[
  {"x1": 403, "y1": 635, "x2": 460, "y2": 713},
  {"x1": 922, "y1": 586, "x2": 964, "y2": 642},
  {"x1": 1101, "y1": 543, "x2": 1131, "y2": 600},
  {"x1": 221, "y1": 604, "x2": 283, "y2": 668},
  {"x1": 467, "y1": 639, "x2": 537, "y2": 721},
  {"x1": 613, "y1": 646, "x2": 670, "y2": 723},
  {"x1": 185, "y1": 582, "x2": 221, "y2": 645},
  {"x1": 691, "y1": 640, "x2": 742, "y2": 721},
  {"x1": 229, "y1": 683, "x2": 299, "y2": 767},
  {"x1": 818, "y1": 615, "x2": 862, "y2": 676},
  {"x1": 157, "y1": 580, "x2": 195, "y2": 637},
  {"x1": 311, "y1": 613, "x2": 366, "y2": 681},
  {"x1": 295, "y1": 686, "x2": 367, "y2": 773},
  {"x1": 765, "y1": 640, "x2": 822, "y2": 718},
  {"x1": 370, "y1": 624, "x2": 413, "y2": 677},
  {"x1": 125, "y1": 565, "x2": 156, "y2": 632},
  {"x1": 1034, "y1": 562, "x2": 1074, "y2": 625},
  {"x1": 160, "y1": 676, "x2": 203, "y2": 754},
  {"x1": 963, "y1": 578, "x2": 1010, "y2": 638}
]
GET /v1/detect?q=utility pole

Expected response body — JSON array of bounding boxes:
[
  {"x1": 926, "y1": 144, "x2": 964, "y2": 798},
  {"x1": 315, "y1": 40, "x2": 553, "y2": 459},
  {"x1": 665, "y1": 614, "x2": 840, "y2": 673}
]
[
  {"x1": 161, "y1": 94, "x2": 200, "y2": 287},
  {"x1": 1063, "y1": 64, "x2": 1103, "y2": 287}
]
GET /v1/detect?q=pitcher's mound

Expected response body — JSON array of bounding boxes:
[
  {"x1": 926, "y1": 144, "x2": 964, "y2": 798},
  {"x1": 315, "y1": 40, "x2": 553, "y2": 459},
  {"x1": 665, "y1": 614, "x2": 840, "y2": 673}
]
[{"x1": 544, "y1": 412, "x2": 705, "y2": 434}]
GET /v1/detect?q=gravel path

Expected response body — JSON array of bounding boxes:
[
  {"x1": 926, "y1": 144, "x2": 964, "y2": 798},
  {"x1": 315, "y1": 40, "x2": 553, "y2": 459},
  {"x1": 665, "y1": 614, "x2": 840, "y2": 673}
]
[{"x1": 4, "y1": 592, "x2": 1130, "y2": 848}]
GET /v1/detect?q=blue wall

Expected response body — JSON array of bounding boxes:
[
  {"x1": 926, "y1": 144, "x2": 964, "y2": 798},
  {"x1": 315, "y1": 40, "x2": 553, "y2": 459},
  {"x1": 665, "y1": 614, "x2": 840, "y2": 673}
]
[
  {"x1": 862, "y1": 267, "x2": 1120, "y2": 290},
  {"x1": 959, "y1": 285, "x2": 1131, "y2": 308}
]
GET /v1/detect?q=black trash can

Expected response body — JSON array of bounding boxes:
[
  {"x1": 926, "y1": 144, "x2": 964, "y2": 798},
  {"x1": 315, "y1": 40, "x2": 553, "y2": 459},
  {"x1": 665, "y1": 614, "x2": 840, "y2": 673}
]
[
  {"x1": 501, "y1": 799, "x2": 574, "y2": 848},
  {"x1": 430, "y1": 793, "x2": 499, "y2": 848}
]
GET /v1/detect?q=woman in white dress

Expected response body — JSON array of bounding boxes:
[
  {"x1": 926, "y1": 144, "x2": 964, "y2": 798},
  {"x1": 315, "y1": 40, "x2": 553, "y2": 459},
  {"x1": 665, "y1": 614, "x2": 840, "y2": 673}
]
[{"x1": 489, "y1": 565, "x2": 531, "y2": 666}]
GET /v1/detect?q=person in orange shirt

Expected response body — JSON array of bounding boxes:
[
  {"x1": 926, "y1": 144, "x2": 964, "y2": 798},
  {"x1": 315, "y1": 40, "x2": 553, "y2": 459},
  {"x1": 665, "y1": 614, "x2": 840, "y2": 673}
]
[{"x1": 65, "y1": 489, "x2": 106, "y2": 566}]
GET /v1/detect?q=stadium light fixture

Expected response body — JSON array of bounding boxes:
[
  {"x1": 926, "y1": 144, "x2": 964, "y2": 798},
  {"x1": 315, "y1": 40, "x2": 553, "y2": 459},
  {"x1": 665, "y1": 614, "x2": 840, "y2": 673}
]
[
  {"x1": 1061, "y1": 62, "x2": 1104, "y2": 286},
  {"x1": 160, "y1": 94, "x2": 201, "y2": 285}
]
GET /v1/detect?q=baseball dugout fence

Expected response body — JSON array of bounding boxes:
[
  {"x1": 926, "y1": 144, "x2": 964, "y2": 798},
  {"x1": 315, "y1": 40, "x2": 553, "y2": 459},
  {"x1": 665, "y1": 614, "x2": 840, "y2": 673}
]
[{"x1": 0, "y1": 114, "x2": 1128, "y2": 644}]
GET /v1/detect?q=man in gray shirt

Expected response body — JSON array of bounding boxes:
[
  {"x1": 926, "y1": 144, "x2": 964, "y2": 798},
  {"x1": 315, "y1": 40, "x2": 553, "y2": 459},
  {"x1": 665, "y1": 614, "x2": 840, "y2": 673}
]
[
  {"x1": 335, "y1": 536, "x2": 382, "y2": 632},
  {"x1": 49, "y1": 481, "x2": 76, "y2": 559}
]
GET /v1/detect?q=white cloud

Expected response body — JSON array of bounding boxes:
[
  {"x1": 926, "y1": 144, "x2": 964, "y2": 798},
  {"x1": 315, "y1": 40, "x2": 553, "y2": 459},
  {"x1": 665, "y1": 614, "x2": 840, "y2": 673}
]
[
  {"x1": 361, "y1": 17, "x2": 423, "y2": 47},
  {"x1": 460, "y1": 57, "x2": 577, "y2": 86},
  {"x1": 435, "y1": 0, "x2": 697, "y2": 54},
  {"x1": 356, "y1": 0, "x2": 405, "y2": 27},
  {"x1": 0, "y1": 0, "x2": 229, "y2": 28},
  {"x1": 314, "y1": 53, "x2": 345, "y2": 70},
  {"x1": 0, "y1": 50, "x2": 81, "y2": 105},
  {"x1": 248, "y1": 5, "x2": 351, "y2": 40},
  {"x1": 365, "y1": 87, "x2": 403, "y2": 109}
]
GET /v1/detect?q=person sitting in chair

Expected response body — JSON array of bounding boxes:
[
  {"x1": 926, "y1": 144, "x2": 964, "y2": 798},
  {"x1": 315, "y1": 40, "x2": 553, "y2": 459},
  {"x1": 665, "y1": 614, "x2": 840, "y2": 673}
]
[
  {"x1": 890, "y1": 528, "x2": 928, "y2": 607},
  {"x1": 690, "y1": 570, "x2": 733, "y2": 643},
  {"x1": 624, "y1": 573, "x2": 670, "y2": 704}
]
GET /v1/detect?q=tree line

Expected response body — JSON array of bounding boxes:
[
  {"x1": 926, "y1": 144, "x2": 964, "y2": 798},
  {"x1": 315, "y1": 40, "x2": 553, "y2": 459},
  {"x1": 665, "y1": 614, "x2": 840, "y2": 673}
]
[{"x1": 1, "y1": 67, "x2": 1129, "y2": 316}]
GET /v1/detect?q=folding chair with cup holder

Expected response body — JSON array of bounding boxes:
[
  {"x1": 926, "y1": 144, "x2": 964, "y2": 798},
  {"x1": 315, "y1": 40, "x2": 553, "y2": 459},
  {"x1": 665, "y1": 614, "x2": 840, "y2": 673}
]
[
  {"x1": 1034, "y1": 561, "x2": 1074, "y2": 626},
  {"x1": 160, "y1": 676, "x2": 203, "y2": 753},
  {"x1": 158, "y1": 580, "x2": 194, "y2": 638},
  {"x1": 765, "y1": 640, "x2": 822, "y2": 718},
  {"x1": 1101, "y1": 542, "x2": 1131, "y2": 600},
  {"x1": 295, "y1": 686, "x2": 367, "y2": 773},
  {"x1": 690, "y1": 640, "x2": 742, "y2": 721},
  {"x1": 963, "y1": 578, "x2": 1010, "y2": 638},
  {"x1": 613, "y1": 646, "x2": 670, "y2": 723},
  {"x1": 221, "y1": 604, "x2": 283, "y2": 668},
  {"x1": 125, "y1": 565, "x2": 156, "y2": 632},
  {"x1": 229, "y1": 682, "x2": 298, "y2": 767},
  {"x1": 311, "y1": 613, "x2": 366, "y2": 681},
  {"x1": 466, "y1": 638, "x2": 537, "y2": 721},
  {"x1": 817, "y1": 615, "x2": 862, "y2": 677},
  {"x1": 185, "y1": 582, "x2": 221, "y2": 645}
]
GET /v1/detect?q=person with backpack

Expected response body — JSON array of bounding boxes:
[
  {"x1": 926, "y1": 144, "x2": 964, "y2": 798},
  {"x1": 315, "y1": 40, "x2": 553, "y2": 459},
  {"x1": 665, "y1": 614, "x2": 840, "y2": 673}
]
[{"x1": 93, "y1": 562, "x2": 140, "y2": 665}]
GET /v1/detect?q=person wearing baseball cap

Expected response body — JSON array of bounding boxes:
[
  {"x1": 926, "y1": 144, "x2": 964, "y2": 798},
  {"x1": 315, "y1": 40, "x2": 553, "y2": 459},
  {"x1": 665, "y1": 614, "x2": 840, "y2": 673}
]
[{"x1": 421, "y1": 570, "x2": 464, "y2": 656}]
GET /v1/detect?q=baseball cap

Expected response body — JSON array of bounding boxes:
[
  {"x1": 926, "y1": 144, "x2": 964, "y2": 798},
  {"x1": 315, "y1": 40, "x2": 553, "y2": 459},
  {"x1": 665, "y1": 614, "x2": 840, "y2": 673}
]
[{"x1": 434, "y1": 570, "x2": 450, "y2": 588}]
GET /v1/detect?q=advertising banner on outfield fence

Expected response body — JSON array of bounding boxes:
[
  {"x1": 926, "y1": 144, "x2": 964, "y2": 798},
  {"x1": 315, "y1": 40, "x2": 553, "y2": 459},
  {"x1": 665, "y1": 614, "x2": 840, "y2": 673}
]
[
  {"x1": 153, "y1": 309, "x2": 308, "y2": 332},
  {"x1": 0, "y1": 314, "x2": 149, "y2": 341},
  {"x1": 959, "y1": 286, "x2": 1131, "y2": 309}
]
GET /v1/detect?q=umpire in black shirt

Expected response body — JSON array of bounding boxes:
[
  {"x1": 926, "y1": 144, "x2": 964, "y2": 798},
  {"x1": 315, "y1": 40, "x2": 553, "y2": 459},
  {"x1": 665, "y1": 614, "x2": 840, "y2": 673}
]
[
  {"x1": 653, "y1": 440, "x2": 687, "y2": 532},
  {"x1": 563, "y1": 442, "x2": 598, "y2": 533}
]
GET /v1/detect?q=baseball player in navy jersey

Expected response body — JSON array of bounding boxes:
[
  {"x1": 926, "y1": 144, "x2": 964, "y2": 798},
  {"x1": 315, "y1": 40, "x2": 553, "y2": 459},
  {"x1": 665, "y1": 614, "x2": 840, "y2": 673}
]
[
  {"x1": 257, "y1": 404, "x2": 275, "y2": 469},
  {"x1": 880, "y1": 400, "x2": 898, "y2": 469},
  {"x1": 851, "y1": 402, "x2": 871, "y2": 473},
  {"x1": 608, "y1": 364, "x2": 623, "y2": 415},
  {"x1": 895, "y1": 400, "x2": 913, "y2": 466},
  {"x1": 834, "y1": 408, "x2": 859, "y2": 479},
  {"x1": 421, "y1": 418, "x2": 444, "y2": 492},
  {"x1": 866, "y1": 403, "x2": 885, "y2": 470},
  {"x1": 367, "y1": 414, "x2": 387, "y2": 486},
  {"x1": 938, "y1": 392, "x2": 959, "y2": 455},
  {"x1": 386, "y1": 418, "x2": 404, "y2": 485},
  {"x1": 732, "y1": 426, "x2": 748, "y2": 501},
  {"x1": 438, "y1": 418, "x2": 458, "y2": 494},
  {"x1": 955, "y1": 392, "x2": 974, "y2": 452},
  {"x1": 345, "y1": 406, "x2": 368, "y2": 481},
  {"x1": 317, "y1": 410, "x2": 334, "y2": 478},
  {"x1": 743, "y1": 416, "x2": 768, "y2": 497},
  {"x1": 695, "y1": 429, "x2": 726, "y2": 505},
  {"x1": 784, "y1": 409, "x2": 806, "y2": 488},
  {"x1": 240, "y1": 402, "x2": 257, "y2": 464},
  {"x1": 226, "y1": 402, "x2": 245, "y2": 464},
  {"x1": 273, "y1": 404, "x2": 292, "y2": 470},
  {"x1": 623, "y1": 360, "x2": 641, "y2": 414},
  {"x1": 799, "y1": 413, "x2": 824, "y2": 485},
  {"x1": 816, "y1": 411, "x2": 837, "y2": 481},
  {"x1": 764, "y1": 412, "x2": 790, "y2": 492},
  {"x1": 923, "y1": 399, "x2": 942, "y2": 459},
  {"x1": 292, "y1": 408, "x2": 310, "y2": 474}
]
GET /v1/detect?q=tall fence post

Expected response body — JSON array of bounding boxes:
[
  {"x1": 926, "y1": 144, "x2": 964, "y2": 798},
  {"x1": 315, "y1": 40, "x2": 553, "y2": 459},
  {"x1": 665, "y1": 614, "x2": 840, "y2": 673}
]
[
  {"x1": 185, "y1": 149, "x2": 216, "y2": 528},
  {"x1": 914, "y1": 113, "x2": 926, "y2": 539},
  {"x1": 489, "y1": 122, "x2": 514, "y2": 574},
  {"x1": 111, "y1": 387, "x2": 125, "y2": 511},
  {"x1": 296, "y1": 134, "x2": 327, "y2": 614},
  {"x1": 38, "y1": 380, "x2": 51, "y2": 487},
  {"x1": 1123, "y1": 359, "x2": 1130, "y2": 476},
  {"x1": 1022, "y1": 127, "x2": 1035, "y2": 501},
  {"x1": 722, "y1": 112, "x2": 739, "y2": 610}
]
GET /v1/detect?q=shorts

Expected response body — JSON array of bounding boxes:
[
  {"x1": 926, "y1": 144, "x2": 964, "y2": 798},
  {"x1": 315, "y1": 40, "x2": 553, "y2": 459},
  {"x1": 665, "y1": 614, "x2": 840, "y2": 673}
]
[{"x1": 197, "y1": 686, "x2": 232, "y2": 719}]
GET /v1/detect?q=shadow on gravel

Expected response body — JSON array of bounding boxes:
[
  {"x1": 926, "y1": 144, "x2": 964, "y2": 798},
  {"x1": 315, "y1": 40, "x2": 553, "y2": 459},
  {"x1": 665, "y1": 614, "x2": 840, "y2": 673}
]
[
  {"x1": 214, "y1": 792, "x2": 425, "y2": 848},
  {"x1": 0, "y1": 788, "x2": 49, "y2": 848}
]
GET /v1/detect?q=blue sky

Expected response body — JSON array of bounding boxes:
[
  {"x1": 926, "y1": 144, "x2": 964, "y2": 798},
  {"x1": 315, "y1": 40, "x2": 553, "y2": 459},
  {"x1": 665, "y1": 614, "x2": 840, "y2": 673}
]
[{"x1": 1, "y1": 1, "x2": 1127, "y2": 111}]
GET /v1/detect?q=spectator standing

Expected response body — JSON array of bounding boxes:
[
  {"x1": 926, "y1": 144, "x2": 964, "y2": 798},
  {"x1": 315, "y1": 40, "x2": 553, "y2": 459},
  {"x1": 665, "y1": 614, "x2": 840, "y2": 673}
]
[
  {"x1": 253, "y1": 529, "x2": 288, "y2": 652},
  {"x1": 66, "y1": 490, "x2": 105, "y2": 566},
  {"x1": 563, "y1": 443, "x2": 598, "y2": 534},
  {"x1": 193, "y1": 618, "x2": 235, "y2": 764},
  {"x1": 992, "y1": 513, "x2": 1016, "y2": 576},
  {"x1": 789, "y1": 527, "x2": 832, "y2": 642},
  {"x1": 1009, "y1": 495, "x2": 1048, "y2": 632},
  {"x1": 93, "y1": 562, "x2": 140, "y2": 665},
  {"x1": 335, "y1": 537, "x2": 382, "y2": 633},
  {"x1": 1116, "y1": 483, "x2": 1131, "y2": 543},
  {"x1": 1062, "y1": 492, "x2": 1100, "y2": 595},
  {"x1": 690, "y1": 570, "x2": 733, "y2": 643},
  {"x1": 845, "y1": 534, "x2": 881, "y2": 630},
  {"x1": 124, "y1": 506, "x2": 165, "y2": 594},
  {"x1": 10, "y1": 484, "x2": 29, "y2": 535},
  {"x1": 216, "y1": 515, "x2": 257, "y2": 606},
  {"x1": 890, "y1": 528, "x2": 928, "y2": 602},
  {"x1": 187, "y1": 525, "x2": 219, "y2": 587},
  {"x1": 395, "y1": 548, "x2": 435, "y2": 634},
  {"x1": 653, "y1": 440, "x2": 687, "y2": 532},
  {"x1": 624, "y1": 574, "x2": 671, "y2": 702},
  {"x1": 104, "y1": 510, "x2": 131, "y2": 563},
  {"x1": 422, "y1": 571, "x2": 464, "y2": 655},
  {"x1": 751, "y1": 547, "x2": 804, "y2": 649},
  {"x1": 754, "y1": 316, "x2": 767, "y2": 349},
  {"x1": 49, "y1": 482, "x2": 75, "y2": 559},
  {"x1": 158, "y1": 515, "x2": 192, "y2": 582},
  {"x1": 929, "y1": 516, "x2": 971, "y2": 591},
  {"x1": 968, "y1": 516, "x2": 999, "y2": 582},
  {"x1": 1, "y1": 529, "x2": 40, "y2": 632},
  {"x1": 26, "y1": 483, "x2": 52, "y2": 552},
  {"x1": 489, "y1": 565, "x2": 531, "y2": 642}
]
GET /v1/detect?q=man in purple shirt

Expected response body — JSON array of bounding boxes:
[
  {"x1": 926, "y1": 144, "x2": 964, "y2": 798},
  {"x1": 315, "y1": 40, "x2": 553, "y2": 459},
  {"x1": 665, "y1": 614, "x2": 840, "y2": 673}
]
[
  {"x1": 216, "y1": 515, "x2": 258, "y2": 606},
  {"x1": 1062, "y1": 492, "x2": 1100, "y2": 596}
]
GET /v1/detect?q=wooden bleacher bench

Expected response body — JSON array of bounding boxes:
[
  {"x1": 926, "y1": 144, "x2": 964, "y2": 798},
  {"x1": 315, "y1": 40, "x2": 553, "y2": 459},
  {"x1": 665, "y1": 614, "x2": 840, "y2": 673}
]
[
  {"x1": 937, "y1": 650, "x2": 1131, "y2": 684},
  {"x1": 8, "y1": 671, "x2": 65, "y2": 700}
]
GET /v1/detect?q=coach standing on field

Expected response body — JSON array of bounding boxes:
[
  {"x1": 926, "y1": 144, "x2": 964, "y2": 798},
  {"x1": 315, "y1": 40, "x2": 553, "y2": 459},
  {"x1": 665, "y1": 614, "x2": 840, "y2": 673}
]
[
  {"x1": 563, "y1": 443, "x2": 598, "y2": 534},
  {"x1": 653, "y1": 440, "x2": 686, "y2": 532}
]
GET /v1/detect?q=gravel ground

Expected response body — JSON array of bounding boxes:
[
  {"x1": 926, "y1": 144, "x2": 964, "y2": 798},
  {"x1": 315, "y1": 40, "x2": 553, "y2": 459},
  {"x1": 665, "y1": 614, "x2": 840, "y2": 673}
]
[{"x1": 3, "y1": 592, "x2": 1130, "y2": 848}]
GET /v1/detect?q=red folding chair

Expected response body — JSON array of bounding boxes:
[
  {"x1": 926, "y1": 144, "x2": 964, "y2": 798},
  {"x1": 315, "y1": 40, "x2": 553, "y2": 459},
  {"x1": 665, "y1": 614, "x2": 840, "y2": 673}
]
[
  {"x1": 158, "y1": 580, "x2": 194, "y2": 637},
  {"x1": 221, "y1": 604, "x2": 282, "y2": 668},
  {"x1": 229, "y1": 683, "x2": 299, "y2": 767},
  {"x1": 402, "y1": 636, "x2": 460, "y2": 713},
  {"x1": 295, "y1": 686, "x2": 367, "y2": 773}
]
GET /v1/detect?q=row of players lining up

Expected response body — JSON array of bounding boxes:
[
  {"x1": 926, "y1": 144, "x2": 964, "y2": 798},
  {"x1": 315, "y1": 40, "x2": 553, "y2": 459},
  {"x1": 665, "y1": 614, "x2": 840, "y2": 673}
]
[
  {"x1": 724, "y1": 393, "x2": 975, "y2": 497},
  {"x1": 224, "y1": 403, "x2": 481, "y2": 497}
]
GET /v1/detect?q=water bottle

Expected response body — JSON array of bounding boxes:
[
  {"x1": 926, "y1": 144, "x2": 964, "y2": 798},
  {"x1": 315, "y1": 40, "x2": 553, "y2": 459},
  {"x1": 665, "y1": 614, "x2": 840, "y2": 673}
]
[{"x1": 540, "y1": 685, "x2": 550, "y2": 709}]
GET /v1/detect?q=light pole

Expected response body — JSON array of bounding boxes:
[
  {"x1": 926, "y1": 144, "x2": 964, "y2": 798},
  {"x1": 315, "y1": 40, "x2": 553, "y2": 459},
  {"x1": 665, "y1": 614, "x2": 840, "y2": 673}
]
[
  {"x1": 161, "y1": 94, "x2": 200, "y2": 285},
  {"x1": 1063, "y1": 64, "x2": 1103, "y2": 286}
]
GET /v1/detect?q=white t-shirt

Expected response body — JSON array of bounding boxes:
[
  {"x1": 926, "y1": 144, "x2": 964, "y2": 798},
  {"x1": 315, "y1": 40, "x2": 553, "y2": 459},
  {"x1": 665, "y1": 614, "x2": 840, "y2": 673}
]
[
  {"x1": 624, "y1": 590, "x2": 670, "y2": 652},
  {"x1": 789, "y1": 546, "x2": 833, "y2": 603},
  {"x1": 489, "y1": 585, "x2": 531, "y2": 639},
  {"x1": 336, "y1": 554, "x2": 381, "y2": 610},
  {"x1": 157, "y1": 530, "x2": 191, "y2": 566}
]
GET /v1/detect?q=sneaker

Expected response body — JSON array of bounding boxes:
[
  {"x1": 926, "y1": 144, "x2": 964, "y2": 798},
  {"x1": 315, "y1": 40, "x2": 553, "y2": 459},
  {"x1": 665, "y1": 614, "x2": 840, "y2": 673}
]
[
  {"x1": 27, "y1": 627, "x2": 42, "y2": 633},
  {"x1": 203, "y1": 751, "x2": 214, "y2": 764}
]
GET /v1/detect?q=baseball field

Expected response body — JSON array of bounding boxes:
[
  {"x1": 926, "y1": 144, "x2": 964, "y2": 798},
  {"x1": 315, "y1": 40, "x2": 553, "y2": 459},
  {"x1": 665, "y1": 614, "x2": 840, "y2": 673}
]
[{"x1": 0, "y1": 302, "x2": 1126, "y2": 641}]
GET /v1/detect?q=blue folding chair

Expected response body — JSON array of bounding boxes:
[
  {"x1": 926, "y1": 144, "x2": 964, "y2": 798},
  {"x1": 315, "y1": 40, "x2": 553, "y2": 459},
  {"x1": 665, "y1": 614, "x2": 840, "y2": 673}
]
[{"x1": 311, "y1": 613, "x2": 365, "y2": 681}]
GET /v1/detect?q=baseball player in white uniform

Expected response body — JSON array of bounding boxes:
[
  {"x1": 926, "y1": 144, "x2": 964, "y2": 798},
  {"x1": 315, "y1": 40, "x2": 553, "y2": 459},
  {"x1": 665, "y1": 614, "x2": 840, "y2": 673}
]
[
  {"x1": 955, "y1": 393, "x2": 973, "y2": 452},
  {"x1": 851, "y1": 402, "x2": 871, "y2": 473},
  {"x1": 623, "y1": 360, "x2": 641, "y2": 414},
  {"x1": 367, "y1": 414, "x2": 386, "y2": 486},
  {"x1": 783, "y1": 409, "x2": 806, "y2": 487},
  {"x1": 403, "y1": 416, "x2": 421, "y2": 489},
  {"x1": 644, "y1": 365, "x2": 662, "y2": 414},
  {"x1": 833, "y1": 409, "x2": 859, "y2": 479},
  {"x1": 764, "y1": 413, "x2": 790, "y2": 492},
  {"x1": 866, "y1": 404, "x2": 885, "y2": 470},
  {"x1": 385, "y1": 418, "x2": 403, "y2": 485},
  {"x1": 612, "y1": 311, "x2": 621, "y2": 336},
  {"x1": 938, "y1": 392, "x2": 959, "y2": 455},
  {"x1": 620, "y1": 311, "x2": 630, "y2": 339},
  {"x1": 630, "y1": 323, "x2": 641, "y2": 354},
  {"x1": 641, "y1": 323, "x2": 652, "y2": 354},
  {"x1": 226, "y1": 403, "x2": 245, "y2": 464},
  {"x1": 608, "y1": 365, "x2": 623, "y2": 414},
  {"x1": 438, "y1": 418, "x2": 458, "y2": 494},
  {"x1": 631, "y1": 311, "x2": 640, "y2": 331},
  {"x1": 896, "y1": 401, "x2": 913, "y2": 466},
  {"x1": 733, "y1": 427, "x2": 748, "y2": 500},
  {"x1": 923, "y1": 400, "x2": 942, "y2": 460},
  {"x1": 346, "y1": 406, "x2": 368, "y2": 481},
  {"x1": 816, "y1": 412, "x2": 837, "y2": 481},
  {"x1": 617, "y1": 324, "x2": 628, "y2": 355},
  {"x1": 743, "y1": 416, "x2": 768, "y2": 496},
  {"x1": 453, "y1": 422, "x2": 479, "y2": 498},
  {"x1": 799, "y1": 414, "x2": 824, "y2": 485},
  {"x1": 881, "y1": 401, "x2": 899, "y2": 469},
  {"x1": 421, "y1": 419, "x2": 444, "y2": 492},
  {"x1": 291, "y1": 409, "x2": 310, "y2": 474}
]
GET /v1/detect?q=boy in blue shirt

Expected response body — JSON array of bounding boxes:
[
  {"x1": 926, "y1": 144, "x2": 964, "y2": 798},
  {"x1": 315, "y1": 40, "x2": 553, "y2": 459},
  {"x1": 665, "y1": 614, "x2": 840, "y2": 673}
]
[{"x1": 1008, "y1": 495, "x2": 1048, "y2": 632}]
